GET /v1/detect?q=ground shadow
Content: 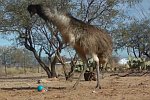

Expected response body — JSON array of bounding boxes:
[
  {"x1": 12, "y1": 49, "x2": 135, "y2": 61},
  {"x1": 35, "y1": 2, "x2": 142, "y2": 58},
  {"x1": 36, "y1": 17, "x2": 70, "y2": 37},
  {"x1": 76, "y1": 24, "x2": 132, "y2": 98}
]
[
  {"x1": 1, "y1": 86, "x2": 66, "y2": 91},
  {"x1": 0, "y1": 76, "x2": 47, "y2": 80}
]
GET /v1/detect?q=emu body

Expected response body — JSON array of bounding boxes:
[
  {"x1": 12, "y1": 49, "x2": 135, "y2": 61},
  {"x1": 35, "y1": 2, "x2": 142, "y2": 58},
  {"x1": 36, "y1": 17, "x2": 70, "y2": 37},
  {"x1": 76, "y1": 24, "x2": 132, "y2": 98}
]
[{"x1": 27, "y1": 4, "x2": 113, "y2": 89}]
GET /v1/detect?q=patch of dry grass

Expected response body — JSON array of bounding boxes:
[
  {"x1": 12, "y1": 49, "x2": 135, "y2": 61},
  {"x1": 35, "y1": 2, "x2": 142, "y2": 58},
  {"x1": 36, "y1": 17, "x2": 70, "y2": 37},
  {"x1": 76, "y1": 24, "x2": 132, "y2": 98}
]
[{"x1": 0, "y1": 66, "x2": 42, "y2": 76}]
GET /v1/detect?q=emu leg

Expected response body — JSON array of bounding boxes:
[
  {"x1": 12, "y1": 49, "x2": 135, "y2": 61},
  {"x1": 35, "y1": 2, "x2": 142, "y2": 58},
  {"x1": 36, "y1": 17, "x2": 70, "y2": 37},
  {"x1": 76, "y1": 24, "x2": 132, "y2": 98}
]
[
  {"x1": 95, "y1": 63, "x2": 101, "y2": 89},
  {"x1": 101, "y1": 59, "x2": 108, "y2": 79},
  {"x1": 92, "y1": 54, "x2": 101, "y2": 89},
  {"x1": 101, "y1": 66, "x2": 104, "y2": 79},
  {"x1": 73, "y1": 64, "x2": 87, "y2": 89}
]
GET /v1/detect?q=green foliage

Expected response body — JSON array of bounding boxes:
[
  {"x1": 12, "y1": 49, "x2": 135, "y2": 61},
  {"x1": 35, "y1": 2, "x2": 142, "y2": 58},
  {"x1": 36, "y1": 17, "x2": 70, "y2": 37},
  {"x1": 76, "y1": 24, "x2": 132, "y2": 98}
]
[
  {"x1": 0, "y1": 0, "x2": 145, "y2": 76},
  {"x1": 0, "y1": 0, "x2": 143, "y2": 48},
  {"x1": 114, "y1": 19, "x2": 150, "y2": 58},
  {"x1": 145, "y1": 61, "x2": 150, "y2": 70},
  {"x1": 127, "y1": 55, "x2": 145, "y2": 70},
  {"x1": 0, "y1": 46, "x2": 36, "y2": 66}
]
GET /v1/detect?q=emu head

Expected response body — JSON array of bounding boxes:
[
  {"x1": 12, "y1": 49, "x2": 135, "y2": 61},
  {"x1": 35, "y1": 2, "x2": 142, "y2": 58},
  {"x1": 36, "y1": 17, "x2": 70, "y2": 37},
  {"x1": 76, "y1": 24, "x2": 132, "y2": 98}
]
[
  {"x1": 27, "y1": 4, "x2": 50, "y2": 21},
  {"x1": 27, "y1": 5, "x2": 38, "y2": 17}
]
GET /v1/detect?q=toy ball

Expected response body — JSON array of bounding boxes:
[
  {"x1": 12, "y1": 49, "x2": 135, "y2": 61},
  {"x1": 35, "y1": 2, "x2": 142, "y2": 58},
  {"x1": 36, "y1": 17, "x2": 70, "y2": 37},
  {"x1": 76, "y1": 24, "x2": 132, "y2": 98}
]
[
  {"x1": 37, "y1": 85, "x2": 44, "y2": 92},
  {"x1": 41, "y1": 89, "x2": 46, "y2": 92}
]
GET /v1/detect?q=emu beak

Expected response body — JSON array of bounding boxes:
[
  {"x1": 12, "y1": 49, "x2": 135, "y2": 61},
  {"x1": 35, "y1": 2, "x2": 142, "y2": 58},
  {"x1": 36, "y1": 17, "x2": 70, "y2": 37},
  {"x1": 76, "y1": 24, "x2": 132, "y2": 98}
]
[{"x1": 29, "y1": 12, "x2": 34, "y2": 17}]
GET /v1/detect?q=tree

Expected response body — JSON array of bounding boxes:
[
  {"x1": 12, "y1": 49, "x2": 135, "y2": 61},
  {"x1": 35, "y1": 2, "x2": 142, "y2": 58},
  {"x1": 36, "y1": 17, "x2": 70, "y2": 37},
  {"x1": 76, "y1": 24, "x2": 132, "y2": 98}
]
[
  {"x1": 0, "y1": 46, "x2": 12, "y2": 75},
  {"x1": 0, "y1": 0, "x2": 143, "y2": 78},
  {"x1": 0, "y1": 0, "x2": 73, "y2": 78},
  {"x1": 0, "y1": 46, "x2": 36, "y2": 75},
  {"x1": 114, "y1": 19, "x2": 150, "y2": 59}
]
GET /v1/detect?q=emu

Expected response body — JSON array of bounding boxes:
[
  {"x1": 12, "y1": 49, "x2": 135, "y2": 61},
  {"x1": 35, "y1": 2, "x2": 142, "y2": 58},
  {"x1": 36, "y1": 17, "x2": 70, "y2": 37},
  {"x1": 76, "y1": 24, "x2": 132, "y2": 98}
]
[{"x1": 27, "y1": 4, "x2": 113, "y2": 89}]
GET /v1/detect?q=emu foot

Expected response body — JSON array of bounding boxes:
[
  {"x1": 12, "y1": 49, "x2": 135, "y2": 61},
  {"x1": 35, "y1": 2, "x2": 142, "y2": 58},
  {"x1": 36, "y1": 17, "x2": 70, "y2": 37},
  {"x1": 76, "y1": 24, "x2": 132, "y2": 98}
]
[
  {"x1": 95, "y1": 84, "x2": 101, "y2": 89},
  {"x1": 72, "y1": 86, "x2": 76, "y2": 90},
  {"x1": 92, "y1": 85, "x2": 101, "y2": 93},
  {"x1": 72, "y1": 83, "x2": 78, "y2": 90}
]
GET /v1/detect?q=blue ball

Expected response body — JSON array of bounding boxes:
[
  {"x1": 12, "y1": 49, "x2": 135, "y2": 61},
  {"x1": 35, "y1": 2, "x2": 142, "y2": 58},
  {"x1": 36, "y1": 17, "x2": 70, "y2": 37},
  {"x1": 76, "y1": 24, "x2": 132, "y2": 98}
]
[{"x1": 37, "y1": 85, "x2": 44, "y2": 91}]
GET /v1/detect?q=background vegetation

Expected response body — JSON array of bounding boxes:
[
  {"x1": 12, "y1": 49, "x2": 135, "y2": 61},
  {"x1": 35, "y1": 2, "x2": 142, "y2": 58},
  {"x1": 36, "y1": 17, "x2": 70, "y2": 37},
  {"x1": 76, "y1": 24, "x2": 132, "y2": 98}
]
[{"x1": 0, "y1": 0, "x2": 150, "y2": 77}]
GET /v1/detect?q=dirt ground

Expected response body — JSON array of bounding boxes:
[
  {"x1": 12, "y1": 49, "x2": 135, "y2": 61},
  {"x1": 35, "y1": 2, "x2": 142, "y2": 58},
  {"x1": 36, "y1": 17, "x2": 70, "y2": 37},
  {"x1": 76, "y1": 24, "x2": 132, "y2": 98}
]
[{"x1": 0, "y1": 73, "x2": 150, "y2": 100}]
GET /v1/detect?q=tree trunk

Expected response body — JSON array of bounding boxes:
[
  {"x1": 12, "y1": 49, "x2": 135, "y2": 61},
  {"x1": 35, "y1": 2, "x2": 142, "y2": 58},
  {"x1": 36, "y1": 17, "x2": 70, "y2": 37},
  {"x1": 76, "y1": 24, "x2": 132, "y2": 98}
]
[
  {"x1": 144, "y1": 52, "x2": 150, "y2": 59},
  {"x1": 127, "y1": 47, "x2": 130, "y2": 56},
  {"x1": 5, "y1": 64, "x2": 7, "y2": 76},
  {"x1": 24, "y1": 28, "x2": 52, "y2": 78},
  {"x1": 45, "y1": 67, "x2": 52, "y2": 78},
  {"x1": 56, "y1": 52, "x2": 68, "y2": 80},
  {"x1": 67, "y1": 61, "x2": 75, "y2": 80},
  {"x1": 133, "y1": 47, "x2": 137, "y2": 58},
  {"x1": 51, "y1": 55, "x2": 57, "y2": 77},
  {"x1": 32, "y1": 50, "x2": 52, "y2": 78}
]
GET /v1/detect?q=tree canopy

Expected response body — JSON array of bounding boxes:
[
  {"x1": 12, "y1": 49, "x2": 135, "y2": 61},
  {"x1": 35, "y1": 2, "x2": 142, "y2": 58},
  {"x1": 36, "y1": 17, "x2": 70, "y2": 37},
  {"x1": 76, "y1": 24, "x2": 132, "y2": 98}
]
[{"x1": 1, "y1": 0, "x2": 150, "y2": 77}]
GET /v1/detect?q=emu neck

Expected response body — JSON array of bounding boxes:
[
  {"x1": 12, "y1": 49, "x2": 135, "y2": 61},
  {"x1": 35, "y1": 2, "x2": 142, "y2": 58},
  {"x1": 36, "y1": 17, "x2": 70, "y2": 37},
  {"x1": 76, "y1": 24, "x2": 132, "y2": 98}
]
[
  {"x1": 43, "y1": 9, "x2": 71, "y2": 43},
  {"x1": 42, "y1": 8, "x2": 70, "y2": 31},
  {"x1": 52, "y1": 14, "x2": 70, "y2": 31}
]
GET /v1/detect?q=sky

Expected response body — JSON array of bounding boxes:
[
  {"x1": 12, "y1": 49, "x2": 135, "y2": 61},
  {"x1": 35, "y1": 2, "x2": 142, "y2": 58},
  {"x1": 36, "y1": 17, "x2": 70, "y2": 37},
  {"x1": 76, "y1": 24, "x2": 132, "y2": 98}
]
[
  {"x1": 127, "y1": 0, "x2": 150, "y2": 19},
  {"x1": 0, "y1": 35, "x2": 15, "y2": 46},
  {"x1": 0, "y1": 36, "x2": 12, "y2": 46},
  {"x1": 0, "y1": 0, "x2": 149, "y2": 58}
]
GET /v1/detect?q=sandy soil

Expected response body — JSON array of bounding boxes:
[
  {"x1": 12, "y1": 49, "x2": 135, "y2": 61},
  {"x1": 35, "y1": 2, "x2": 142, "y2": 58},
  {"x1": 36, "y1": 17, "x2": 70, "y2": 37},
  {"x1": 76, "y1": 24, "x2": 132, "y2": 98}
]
[{"x1": 0, "y1": 73, "x2": 150, "y2": 100}]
